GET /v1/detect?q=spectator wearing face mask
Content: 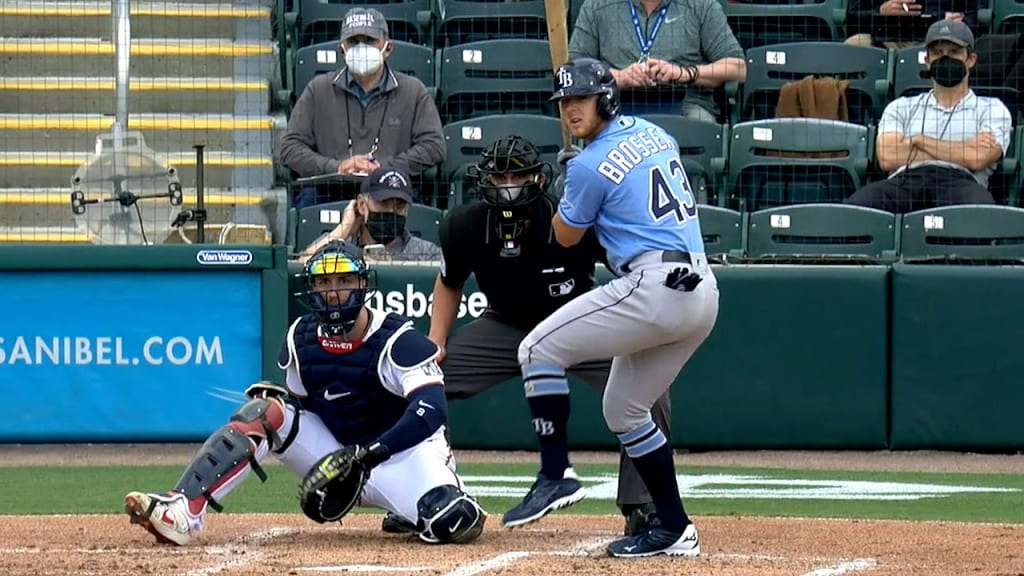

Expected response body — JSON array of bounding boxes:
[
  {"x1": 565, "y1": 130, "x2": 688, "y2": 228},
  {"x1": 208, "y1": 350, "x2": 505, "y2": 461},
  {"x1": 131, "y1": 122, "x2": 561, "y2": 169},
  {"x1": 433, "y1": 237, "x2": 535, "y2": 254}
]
[
  {"x1": 279, "y1": 8, "x2": 445, "y2": 209},
  {"x1": 298, "y1": 166, "x2": 442, "y2": 262},
  {"x1": 846, "y1": 21, "x2": 1011, "y2": 213}
]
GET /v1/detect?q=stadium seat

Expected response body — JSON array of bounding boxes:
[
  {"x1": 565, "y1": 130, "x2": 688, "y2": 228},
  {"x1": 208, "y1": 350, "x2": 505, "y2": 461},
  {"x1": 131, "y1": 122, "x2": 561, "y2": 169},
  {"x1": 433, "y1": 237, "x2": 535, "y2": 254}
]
[
  {"x1": 293, "y1": 200, "x2": 443, "y2": 250},
  {"x1": 697, "y1": 205, "x2": 743, "y2": 260},
  {"x1": 893, "y1": 47, "x2": 1021, "y2": 124},
  {"x1": 900, "y1": 204, "x2": 1024, "y2": 260},
  {"x1": 727, "y1": 118, "x2": 870, "y2": 211},
  {"x1": 641, "y1": 115, "x2": 728, "y2": 206},
  {"x1": 435, "y1": 0, "x2": 550, "y2": 47},
  {"x1": 742, "y1": 43, "x2": 891, "y2": 126},
  {"x1": 440, "y1": 114, "x2": 563, "y2": 205},
  {"x1": 989, "y1": 125, "x2": 1022, "y2": 206},
  {"x1": 293, "y1": 40, "x2": 435, "y2": 98},
  {"x1": 437, "y1": 39, "x2": 556, "y2": 123},
  {"x1": 991, "y1": 0, "x2": 1024, "y2": 34},
  {"x1": 746, "y1": 204, "x2": 898, "y2": 262},
  {"x1": 296, "y1": 0, "x2": 432, "y2": 47},
  {"x1": 717, "y1": 0, "x2": 845, "y2": 51}
]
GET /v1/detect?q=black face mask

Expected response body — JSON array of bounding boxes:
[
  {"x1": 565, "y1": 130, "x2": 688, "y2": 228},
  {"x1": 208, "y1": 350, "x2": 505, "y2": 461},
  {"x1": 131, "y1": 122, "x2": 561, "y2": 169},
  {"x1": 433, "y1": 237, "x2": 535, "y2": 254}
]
[
  {"x1": 930, "y1": 56, "x2": 968, "y2": 88},
  {"x1": 365, "y1": 212, "x2": 406, "y2": 245}
]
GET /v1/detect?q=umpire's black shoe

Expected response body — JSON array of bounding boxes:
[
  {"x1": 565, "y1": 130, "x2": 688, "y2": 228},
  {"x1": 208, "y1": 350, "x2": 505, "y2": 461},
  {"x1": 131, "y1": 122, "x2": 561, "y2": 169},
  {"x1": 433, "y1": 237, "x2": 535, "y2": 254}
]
[
  {"x1": 606, "y1": 524, "x2": 700, "y2": 558},
  {"x1": 381, "y1": 511, "x2": 418, "y2": 534},
  {"x1": 623, "y1": 503, "x2": 662, "y2": 536},
  {"x1": 501, "y1": 468, "x2": 586, "y2": 528}
]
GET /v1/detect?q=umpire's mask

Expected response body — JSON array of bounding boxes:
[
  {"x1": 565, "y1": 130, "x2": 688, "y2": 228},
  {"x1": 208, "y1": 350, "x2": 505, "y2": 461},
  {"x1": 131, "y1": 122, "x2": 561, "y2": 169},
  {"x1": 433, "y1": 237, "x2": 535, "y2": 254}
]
[{"x1": 470, "y1": 135, "x2": 552, "y2": 257}]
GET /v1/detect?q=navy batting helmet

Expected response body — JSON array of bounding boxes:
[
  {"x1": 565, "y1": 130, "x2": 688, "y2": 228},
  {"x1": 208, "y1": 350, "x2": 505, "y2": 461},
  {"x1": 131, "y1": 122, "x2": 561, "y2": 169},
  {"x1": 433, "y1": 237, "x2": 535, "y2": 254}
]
[{"x1": 550, "y1": 58, "x2": 620, "y2": 120}]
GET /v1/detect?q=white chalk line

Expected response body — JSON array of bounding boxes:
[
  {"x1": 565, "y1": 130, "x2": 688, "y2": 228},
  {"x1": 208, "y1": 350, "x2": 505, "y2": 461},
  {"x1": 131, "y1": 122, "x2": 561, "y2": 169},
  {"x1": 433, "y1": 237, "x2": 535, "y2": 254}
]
[
  {"x1": 800, "y1": 558, "x2": 879, "y2": 576},
  {"x1": 183, "y1": 526, "x2": 296, "y2": 576},
  {"x1": 295, "y1": 566, "x2": 433, "y2": 573},
  {"x1": 440, "y1": 551, "x2": 531, "y2": 576}
]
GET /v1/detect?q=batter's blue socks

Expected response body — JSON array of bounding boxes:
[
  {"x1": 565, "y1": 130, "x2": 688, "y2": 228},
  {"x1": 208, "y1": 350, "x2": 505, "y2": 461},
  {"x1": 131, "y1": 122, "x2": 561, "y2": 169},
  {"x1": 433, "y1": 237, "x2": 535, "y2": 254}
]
[
  {"x1": 618, "y1": 418, "x2": 689, "y2": 533},
  {"x1": 522, "y1": 363, "x2": 571, "y2": 480}
]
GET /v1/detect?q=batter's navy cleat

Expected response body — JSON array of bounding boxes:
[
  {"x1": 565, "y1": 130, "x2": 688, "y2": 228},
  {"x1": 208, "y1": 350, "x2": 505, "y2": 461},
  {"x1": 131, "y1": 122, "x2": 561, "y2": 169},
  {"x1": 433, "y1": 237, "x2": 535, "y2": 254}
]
[
  {"x1": 124, "y1": 491, "x2": 198, "y2": 546},
  {"x1": 381, "y1": 511, "x2": 419, "y2": 535},
  {"x1": 606, "y1": 524, "x2": 700, "y2": 558},
  {"x1": 501, "y1": 467, "x2": 586, "y2": 528}
]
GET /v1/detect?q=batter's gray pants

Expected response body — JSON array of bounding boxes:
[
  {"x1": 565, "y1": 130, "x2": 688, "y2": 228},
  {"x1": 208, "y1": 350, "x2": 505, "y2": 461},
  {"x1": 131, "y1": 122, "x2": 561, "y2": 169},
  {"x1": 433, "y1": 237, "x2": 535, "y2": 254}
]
[
  {"x1": 519, "y1": 251, "x2": 719, "y2": 435},
  {"x1": 441, "y1": 312, "x2": 672, "y2": 510}
]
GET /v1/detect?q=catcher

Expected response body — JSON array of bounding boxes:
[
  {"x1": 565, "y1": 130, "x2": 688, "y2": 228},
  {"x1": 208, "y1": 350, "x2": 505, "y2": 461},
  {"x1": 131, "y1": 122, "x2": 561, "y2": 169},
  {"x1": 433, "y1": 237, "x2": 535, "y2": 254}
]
[{"x1": 123, "y1": 241, "x2": 485, "y2": 546}]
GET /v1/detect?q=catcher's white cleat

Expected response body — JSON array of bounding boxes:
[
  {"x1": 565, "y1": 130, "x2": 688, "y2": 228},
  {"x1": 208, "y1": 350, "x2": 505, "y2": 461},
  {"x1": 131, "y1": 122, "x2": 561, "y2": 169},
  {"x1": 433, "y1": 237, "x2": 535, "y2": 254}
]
[{"x1": 124, "y1": 491, "x2": 198, "y2": 546}]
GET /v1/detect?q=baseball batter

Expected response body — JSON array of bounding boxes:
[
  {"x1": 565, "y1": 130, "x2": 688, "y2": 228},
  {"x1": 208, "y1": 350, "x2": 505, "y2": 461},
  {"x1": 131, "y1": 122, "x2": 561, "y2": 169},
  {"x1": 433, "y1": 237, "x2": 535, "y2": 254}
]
[
  {"x1": 501, "y1": 58, "x2": 719, "y2": 558},
  {"x1": 123, "y1": 241, "x2": 485, "y2": 546}
]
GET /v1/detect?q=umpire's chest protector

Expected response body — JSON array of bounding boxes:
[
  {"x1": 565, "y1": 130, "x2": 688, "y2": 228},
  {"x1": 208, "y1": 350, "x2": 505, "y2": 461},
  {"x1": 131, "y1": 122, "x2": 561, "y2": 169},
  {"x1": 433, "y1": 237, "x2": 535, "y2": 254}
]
[{"x1": 292, "y1": 314, "x2": 409, "y2": 445}]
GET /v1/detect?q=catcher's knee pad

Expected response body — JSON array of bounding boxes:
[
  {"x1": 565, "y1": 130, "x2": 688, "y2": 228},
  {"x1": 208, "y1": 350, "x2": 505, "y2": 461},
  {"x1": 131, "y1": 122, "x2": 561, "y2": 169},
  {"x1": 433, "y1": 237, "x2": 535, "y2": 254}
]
[
  {"x1": 416, "y1": 485, "x2": 486, "y2": 544},
  {"x1": 172, "y1": 398, "x2": 290, "y2": 512}
]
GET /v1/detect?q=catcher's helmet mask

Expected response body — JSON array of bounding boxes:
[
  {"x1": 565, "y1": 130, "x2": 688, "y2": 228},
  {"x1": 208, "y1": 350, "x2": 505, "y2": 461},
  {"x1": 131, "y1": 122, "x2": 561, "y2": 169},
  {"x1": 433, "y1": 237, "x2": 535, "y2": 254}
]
[
  {"x1": 468, "y1": 135, "x2": 554, "y2": 257},
  {"x1": 301, "y1": 241, "x2": 376, "y2": 337},
  {"x1": 550, "y1": 58, "x2": 621, "y2": 120}
]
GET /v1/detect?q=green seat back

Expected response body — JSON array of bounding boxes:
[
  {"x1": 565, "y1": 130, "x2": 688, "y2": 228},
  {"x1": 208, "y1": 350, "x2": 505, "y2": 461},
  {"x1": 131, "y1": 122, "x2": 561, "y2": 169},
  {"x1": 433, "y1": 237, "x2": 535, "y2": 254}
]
[
  {"x1": 697, "y1": 205, "x2": 743, "y2": 260},
  {"x1": 992, "y1": 0, "x2": 1024, "y2": 34},
  {"x1": 438, "y1": 39, "x2": 556, "y2": 123},
  {"x1": 641, "y1": 115, "x2": 728, "y2": 206},
  {"x1": 747, "y1": 203, "x2": 897, "y2": 262},
  {"x1": 728, "y1": 118, "x2": 869, "y2": 211},
  {"x1": 440, "y1": 114, "x2": 563, "y2": 205},
  {"x1": 436, "y1": 0, "x2": 549, "y2": 47},
  {"x1": 900, "y1": 204, "x2": 1024, "y2": 261},
  {"x1": 717, "y1": 0, "x2": 845, "y2": 51},
  {"x1": 297, "y1": 0, "x2": 431, "y2": 47},
  {"x1": 742, "y1": 42, "x2": 890, "y2": 125}
]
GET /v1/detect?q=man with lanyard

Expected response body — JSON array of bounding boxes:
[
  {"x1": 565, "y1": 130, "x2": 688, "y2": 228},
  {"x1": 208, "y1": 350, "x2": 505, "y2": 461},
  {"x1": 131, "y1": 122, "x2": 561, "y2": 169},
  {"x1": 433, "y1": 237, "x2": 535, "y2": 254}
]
[
  {"x1": 568, "y1": 0, "x2": 746, "y2": 121},
  {"x1": 279, "y1": 7, "x2": 445, "y2": 208}
]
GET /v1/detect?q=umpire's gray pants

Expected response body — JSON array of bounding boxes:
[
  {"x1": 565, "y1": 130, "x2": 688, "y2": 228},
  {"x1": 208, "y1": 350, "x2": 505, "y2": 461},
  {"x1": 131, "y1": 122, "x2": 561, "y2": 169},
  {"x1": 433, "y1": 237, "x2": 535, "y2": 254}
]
[
  {"x1": 441, "y1": 312, "x2": 672, "y2": 509},
  {"x1": 519, "y1": 251, "x2": 719, "y2": 435}
]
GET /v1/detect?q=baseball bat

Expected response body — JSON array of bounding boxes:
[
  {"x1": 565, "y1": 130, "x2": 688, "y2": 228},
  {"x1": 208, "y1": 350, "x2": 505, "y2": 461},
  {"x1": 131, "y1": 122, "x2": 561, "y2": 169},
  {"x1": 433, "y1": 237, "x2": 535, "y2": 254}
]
[{"x1": 544, "y1": 0, "x2": 572, "y2": 149}]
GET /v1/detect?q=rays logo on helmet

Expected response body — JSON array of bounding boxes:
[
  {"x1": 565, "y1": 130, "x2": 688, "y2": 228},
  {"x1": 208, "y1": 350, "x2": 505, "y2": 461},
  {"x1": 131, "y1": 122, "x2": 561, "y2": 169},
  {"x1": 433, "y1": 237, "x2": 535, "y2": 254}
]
[{"x1": 557, "y1": 67, "x2": 574, "y2": 88}]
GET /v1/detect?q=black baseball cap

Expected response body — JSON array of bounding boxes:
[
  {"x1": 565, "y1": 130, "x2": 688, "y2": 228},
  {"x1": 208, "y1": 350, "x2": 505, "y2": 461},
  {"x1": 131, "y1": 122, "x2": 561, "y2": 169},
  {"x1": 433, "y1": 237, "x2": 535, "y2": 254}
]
[
  {"x1": 361, "y1": 167, "x2": 414, "y2": 204},
  {"x1": 925, "y1": 20, "x2": 975, "y2": 50},
  {"x1": 340, "y1": 8, "x2": 389, "y2": 42}
]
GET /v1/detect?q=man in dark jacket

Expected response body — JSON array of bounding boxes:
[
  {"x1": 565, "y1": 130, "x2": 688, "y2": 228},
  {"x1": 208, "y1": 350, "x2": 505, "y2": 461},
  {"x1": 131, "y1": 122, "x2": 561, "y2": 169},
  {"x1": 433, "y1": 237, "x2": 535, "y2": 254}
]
[{"x1": 279, "y1": 8, "x2": 445, "y2": 208}]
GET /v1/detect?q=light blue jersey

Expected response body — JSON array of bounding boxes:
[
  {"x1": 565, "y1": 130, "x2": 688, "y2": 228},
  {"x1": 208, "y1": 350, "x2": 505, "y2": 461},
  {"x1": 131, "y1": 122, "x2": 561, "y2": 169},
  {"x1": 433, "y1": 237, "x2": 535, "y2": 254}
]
[{"x1": 558, "y1": 116, "x2": 705, "y2": 272}]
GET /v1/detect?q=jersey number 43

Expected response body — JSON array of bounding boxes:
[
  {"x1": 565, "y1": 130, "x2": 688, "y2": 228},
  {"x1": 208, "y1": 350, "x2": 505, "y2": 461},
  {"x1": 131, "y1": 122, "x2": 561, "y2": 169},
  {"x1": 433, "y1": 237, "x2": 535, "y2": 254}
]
[{"x1": 648, "y1": 157, "x2": 697, "y2": 224}]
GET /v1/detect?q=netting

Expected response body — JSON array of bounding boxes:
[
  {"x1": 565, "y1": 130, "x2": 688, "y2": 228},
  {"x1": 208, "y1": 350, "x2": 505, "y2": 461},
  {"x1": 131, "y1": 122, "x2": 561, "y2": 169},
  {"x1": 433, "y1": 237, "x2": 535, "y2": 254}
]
[{"x1": 2, "y1": 0, "x2": 1024, "y2": 261}]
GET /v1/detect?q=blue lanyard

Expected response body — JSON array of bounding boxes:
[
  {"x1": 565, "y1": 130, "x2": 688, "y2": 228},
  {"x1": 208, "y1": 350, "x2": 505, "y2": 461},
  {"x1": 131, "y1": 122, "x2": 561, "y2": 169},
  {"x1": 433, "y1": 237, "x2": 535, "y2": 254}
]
[{"x1": 628, "y1": 0, "x2": 670, "y2": 63}]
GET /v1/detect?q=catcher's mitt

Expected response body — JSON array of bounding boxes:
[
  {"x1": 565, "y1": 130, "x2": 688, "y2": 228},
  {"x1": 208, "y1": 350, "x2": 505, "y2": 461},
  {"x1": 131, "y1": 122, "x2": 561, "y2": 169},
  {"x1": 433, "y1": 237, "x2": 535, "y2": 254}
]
[{"x1": 298, "y1": 445, "x2": 370, "y2": 523}]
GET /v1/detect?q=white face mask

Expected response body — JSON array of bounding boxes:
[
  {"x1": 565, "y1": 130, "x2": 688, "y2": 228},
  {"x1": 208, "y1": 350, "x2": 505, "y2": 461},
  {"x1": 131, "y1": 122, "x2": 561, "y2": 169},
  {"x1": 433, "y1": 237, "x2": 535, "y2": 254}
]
[{"x1": 345, "y1": 43, "x2": 384, "y2": 77}]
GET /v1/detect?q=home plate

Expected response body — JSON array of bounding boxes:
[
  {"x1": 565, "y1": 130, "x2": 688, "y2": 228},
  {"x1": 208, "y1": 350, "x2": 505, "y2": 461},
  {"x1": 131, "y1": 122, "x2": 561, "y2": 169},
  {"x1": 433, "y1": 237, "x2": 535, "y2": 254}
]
[{"x1": 296, "y1": 565, "x2": 433, "y2": 572}]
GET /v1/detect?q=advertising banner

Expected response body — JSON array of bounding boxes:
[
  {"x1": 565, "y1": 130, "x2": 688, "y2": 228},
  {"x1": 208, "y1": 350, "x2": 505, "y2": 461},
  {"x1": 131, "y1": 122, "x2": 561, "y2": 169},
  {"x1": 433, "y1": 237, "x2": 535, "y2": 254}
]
[{"x1": 1, "y1": 271, "x2": 263, "y2": 442}]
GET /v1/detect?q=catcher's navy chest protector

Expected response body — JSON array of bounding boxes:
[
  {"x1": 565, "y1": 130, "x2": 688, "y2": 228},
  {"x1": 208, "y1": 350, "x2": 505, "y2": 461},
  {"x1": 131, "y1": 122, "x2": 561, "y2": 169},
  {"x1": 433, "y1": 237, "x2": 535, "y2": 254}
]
[{"x1": 293, "y1": 313, "x2": 409, "y2": 445}]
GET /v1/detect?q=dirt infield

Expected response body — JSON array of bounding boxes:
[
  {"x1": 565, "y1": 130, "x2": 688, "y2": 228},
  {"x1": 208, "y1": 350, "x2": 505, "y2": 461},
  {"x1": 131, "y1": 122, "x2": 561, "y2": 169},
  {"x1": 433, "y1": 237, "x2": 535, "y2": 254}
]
[
  {"x1": 2, "y1": 512, "x2": 1022, "y2": 576},
  {"x1": 3, "y1": 446, "x2": 1024, "y2": 575}
]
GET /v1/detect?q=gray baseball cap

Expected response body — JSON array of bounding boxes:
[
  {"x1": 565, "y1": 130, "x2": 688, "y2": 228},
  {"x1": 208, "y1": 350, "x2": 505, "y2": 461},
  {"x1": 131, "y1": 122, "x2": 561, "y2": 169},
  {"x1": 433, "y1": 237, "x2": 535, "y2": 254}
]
[
  {"x1": 340, "y1": 7, "x2": 389, "y2": 42},
  {"x1": 925, "y1": 20, "x2": 974, "y2": 50}
]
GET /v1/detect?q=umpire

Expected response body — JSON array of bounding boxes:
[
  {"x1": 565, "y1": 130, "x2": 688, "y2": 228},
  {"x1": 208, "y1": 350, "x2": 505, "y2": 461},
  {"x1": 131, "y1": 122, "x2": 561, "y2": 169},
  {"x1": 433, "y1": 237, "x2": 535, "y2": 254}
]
[{"x1": 429, "y1": 135, "x2": 671, "y2": 535}]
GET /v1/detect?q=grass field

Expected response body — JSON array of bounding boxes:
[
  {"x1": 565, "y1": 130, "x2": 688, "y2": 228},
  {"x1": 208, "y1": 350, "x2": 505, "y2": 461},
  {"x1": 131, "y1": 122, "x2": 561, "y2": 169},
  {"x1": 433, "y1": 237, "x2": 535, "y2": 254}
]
[{"x1": 4, "y1": 462, "x2": 1022, "y2": 524}]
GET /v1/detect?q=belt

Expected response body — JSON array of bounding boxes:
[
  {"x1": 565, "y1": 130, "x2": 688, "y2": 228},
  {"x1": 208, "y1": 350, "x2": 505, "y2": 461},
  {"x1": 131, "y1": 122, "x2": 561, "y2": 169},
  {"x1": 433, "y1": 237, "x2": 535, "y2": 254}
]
[{"x1": 621, "y1": 250, "x2": 692, "y2": 273}]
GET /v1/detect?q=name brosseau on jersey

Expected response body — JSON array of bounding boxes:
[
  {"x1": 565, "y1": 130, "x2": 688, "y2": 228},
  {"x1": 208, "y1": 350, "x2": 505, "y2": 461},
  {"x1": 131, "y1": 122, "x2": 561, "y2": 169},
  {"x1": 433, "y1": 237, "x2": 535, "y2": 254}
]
[{"x1": 596, "y1": 126, "x2": 678, "y2": 185}]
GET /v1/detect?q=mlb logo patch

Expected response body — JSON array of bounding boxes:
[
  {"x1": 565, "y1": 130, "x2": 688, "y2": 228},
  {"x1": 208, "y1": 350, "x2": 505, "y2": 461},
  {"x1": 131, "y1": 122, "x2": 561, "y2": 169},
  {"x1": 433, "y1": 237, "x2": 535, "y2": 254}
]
[{"x1": 548, "y1": 279, "x2": 575, "y2": 297}]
